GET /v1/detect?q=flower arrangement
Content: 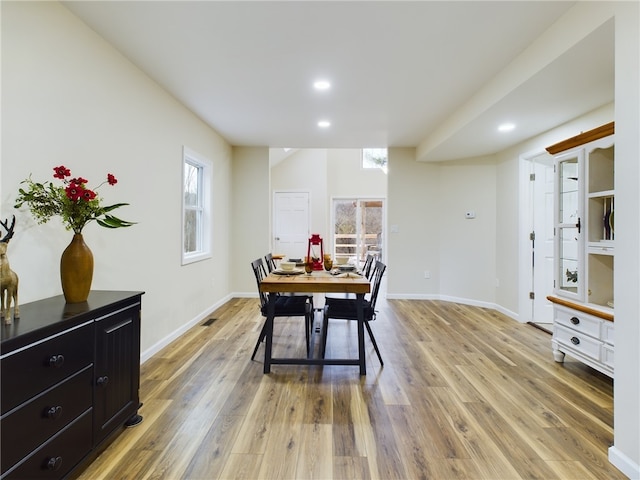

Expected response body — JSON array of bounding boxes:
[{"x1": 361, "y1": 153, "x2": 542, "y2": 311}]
[{"x1": 14, "y1": 165, "x2": 135, "y2": 234}]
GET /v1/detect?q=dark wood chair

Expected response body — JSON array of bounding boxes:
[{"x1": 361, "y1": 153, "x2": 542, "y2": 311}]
[
  {"x1": 326, "y1": 253, "x2": 376, "y2": 301},
  {"x1": 361, "y1": 253, "x2": 375, "y2": 280},
  {"x1": 264, "y1": 252, "x2": 278, "y2": 273},
  {"x1": 250, "y1": 258, "x2": 313, "y2": 360},
  {"x1": 321, "y1": 260, "x2": 386, "y2": 365},
  {"x1": 265, "y1": 252, "x2": 315, "y2": 309}
]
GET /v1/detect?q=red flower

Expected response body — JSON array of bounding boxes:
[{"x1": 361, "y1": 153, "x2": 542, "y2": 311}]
[
  {"x1": 81, "y1": 189, "x2": 97, "y2": 201},
  {"x1": 65, "y1": 183, "x2": 83, "y2": 201},
  {"x1": 17, "y1": 165, "x2": 134, "y2": 234},
  {"x1": 53, "y1": 166, "x2": 71, "y2": 179},
  {"x1": 69, "y1": 177, "x2": 88, "y2": 186}
]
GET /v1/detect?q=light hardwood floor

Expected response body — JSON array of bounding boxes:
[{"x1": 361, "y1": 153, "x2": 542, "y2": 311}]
[{"x1": 78, "y1": 295, "x2": 626, "y2": 480}]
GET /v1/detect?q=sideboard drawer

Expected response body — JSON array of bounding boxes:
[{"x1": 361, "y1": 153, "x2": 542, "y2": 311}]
[
  {"x1": 554, "y1": 307, "x2": 601, "y2": 338},
  {"x1": 554, "y1": 324, "x2": 601, "y2": 361},
  {"x1": 0, "y1": 366, "x2": 93, "y2": 474},
  {"x1": 1, "y1": 322, "x2": 93, "y2": 415},
  {"x1": 1, "y1": 409, "x2": 92, "y2": 480}
]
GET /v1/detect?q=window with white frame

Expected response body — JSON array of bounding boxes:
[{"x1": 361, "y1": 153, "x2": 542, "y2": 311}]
[
  {"x1": 362, "y1": 148, "x2": 388, "y2": 173},
  {"x1": 182, "y1": 147, "x2": 212, "y2": 265}
]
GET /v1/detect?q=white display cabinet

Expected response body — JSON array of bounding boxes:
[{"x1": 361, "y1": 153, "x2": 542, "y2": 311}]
[{"x1": 546, "y1": 122, "x2": 614, "y2": 377}]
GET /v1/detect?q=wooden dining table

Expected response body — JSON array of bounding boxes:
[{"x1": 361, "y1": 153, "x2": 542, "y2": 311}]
[{"x1": 259, "y1": 270, "x2": 371, "y2": 374}]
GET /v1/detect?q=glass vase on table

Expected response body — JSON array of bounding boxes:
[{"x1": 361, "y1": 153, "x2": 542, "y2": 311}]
[{"x1": 304, "y1": 257, "x2": 313, "y2": 275}]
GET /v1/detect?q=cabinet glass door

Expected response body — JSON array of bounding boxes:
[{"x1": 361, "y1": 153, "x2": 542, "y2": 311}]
[{"x1": 556, "y1": 155, "x2": 583, "y2": 299}]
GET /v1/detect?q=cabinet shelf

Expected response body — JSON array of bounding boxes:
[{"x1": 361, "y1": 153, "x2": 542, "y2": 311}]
[
  {"x1": 588, "y1": 242, "x2": 614, "y2": 255},
  {"x1": 588, "y1": 189, "x2": 615, "y2": 198}
]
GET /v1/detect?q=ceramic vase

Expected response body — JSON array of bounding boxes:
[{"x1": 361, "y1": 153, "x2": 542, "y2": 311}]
[{"x1": 60, "y1": 233, "x2": 94, "y2": 303}]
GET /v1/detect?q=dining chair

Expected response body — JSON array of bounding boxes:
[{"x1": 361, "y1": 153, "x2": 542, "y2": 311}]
[
  {"x1": 320, "y1": 260, "x2": 386, "y2": 365},
  {"x1": 250, "y1": 257, "x2": 314, "y2": 360},
  {"x1": 264, "y1": 252, "x2": 278, "y2": 273},
  {"x1": 361, "y1": 252, "x2": 375, "y2": 280},
  {"x1": 326, "y1": 253, "x2": 376, "y2": 301},
  {"x1": 265, "y1": 252, "x2": 315, "y2": 310}
]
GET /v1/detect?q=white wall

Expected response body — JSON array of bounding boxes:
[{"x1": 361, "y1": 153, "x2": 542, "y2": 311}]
[
  {"x1": 611, "y1": 1, "x2": 640, "y2": 475},
  {"x1": 386, "y1": 148, "x2": 498, "y2": 303},
  {"x1": 270, "y1": 148, "x2": 387, "y2": 257},
  {"x1": 1, "y1": 1, "x2": 233, "y2": 358},
  {"x1": 386, "y1": 147, "x2": 442, "y2": 297},
  {"x1": 231, "y1": 146, "x2": 270, "y2": 295},
  {"x1": 326, "y1": 148, "x2": 387, "y2": 199},
  {"x1": 438, "y1": 158, "x2": 497, "y2": 304},
  {"x1": 271, "y1": 149, "x2": 328, "y2": 241}
]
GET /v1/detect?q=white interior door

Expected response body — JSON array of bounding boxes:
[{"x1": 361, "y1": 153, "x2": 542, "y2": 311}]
[
  {"x1": 532, "y1": 156, "x2": 555, "y2": 324},
  {"x1": 273, "y1": 191, "x2": 310, "y2": 258}
]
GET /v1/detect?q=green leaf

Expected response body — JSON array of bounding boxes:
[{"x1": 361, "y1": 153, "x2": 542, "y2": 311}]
[
  {"x1": 96, "y1": 214, "x2": 136, "y2": 228},
  {"x1": 102, "y1": 203, "x2": 130, "y2": 213}
]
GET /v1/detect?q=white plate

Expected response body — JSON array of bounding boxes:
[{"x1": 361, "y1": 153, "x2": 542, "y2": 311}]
[{"x1": 273, "y1": 268, "x2": 305, "y2": 275}]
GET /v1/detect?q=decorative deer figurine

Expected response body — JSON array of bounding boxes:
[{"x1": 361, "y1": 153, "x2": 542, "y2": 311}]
[{"x1": 1, "y1": 216, "x2": 19, "y2": 324}]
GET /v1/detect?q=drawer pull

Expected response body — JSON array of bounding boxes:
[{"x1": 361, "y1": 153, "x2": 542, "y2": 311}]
[
  {"x1": 48, "y1": 355, "x2": 65, "y2": 368},
  {"x1": 97, "y1": 376, "x2": 109, "y2": 387},
  {"x1": 46, "y1": 456, "x2": 63, "y2": 471},
  {"x1": 46, "y1": 405, "x2": 63, "y2": 419},
  {"x1": 570, "y1": 316, "x2": 580, "y2": 325},
  {"x1": 571, "y1": 336, "x2": 580, "y2": 345}
]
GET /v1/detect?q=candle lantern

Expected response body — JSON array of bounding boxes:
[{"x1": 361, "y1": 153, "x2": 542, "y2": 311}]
[{"x1": 306, "y1": 234, "x2": 324, "y2": 270}]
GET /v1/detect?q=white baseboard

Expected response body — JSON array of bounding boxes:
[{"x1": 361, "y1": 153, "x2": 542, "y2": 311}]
[
  {"x1": 140, "y1": 293, "x2": 234, "y2": 364},
  {"x1": 609, "y1": 445, "x2": 640, "y2": 479}
]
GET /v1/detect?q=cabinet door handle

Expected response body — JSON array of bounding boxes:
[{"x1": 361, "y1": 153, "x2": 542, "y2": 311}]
[
  {"x1": 96, "y1": 376, "x2": 109, "y2": 387},
  {"x1": 570, "y1": 316, "x2": 580, "y2": 325},
  {"x1": 46, "y1": 405, "x2": 63, "y2": 419},
  {"x1": 48, "y1": 355, "x2": 65, "y2": 368},
  {"x1": 46, "y1": 456, "x2": 63, "y2": 471},
  {"x1": 576, "y1": 217, "x2": 581, "y2": 234},
  {"x1": 571, "y1": 336, "x2": 580, "y2": 345}
]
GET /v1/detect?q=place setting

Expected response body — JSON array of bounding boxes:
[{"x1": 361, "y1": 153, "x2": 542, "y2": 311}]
[{"x1": 272, "y1": 260, "x2": 305, "y2": 275}]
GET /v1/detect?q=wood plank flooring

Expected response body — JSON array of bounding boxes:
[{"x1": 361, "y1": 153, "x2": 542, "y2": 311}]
[{"x1": 78, "y1": 296, "x2": 626, "y2": 480}]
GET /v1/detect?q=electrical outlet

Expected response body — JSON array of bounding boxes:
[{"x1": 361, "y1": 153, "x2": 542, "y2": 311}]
[{"x1": 424, "y1": 270, "x2": 431, "y2": 279}]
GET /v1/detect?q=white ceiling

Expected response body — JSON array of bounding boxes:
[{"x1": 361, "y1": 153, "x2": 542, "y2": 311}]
[{"x1": 63, "y1": 1, "x2": 614, "y2": 162}]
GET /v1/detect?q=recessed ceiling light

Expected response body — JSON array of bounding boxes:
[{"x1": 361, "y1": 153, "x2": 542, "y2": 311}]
[
  {"x1": 317, "y1": 120, "x2": 331, "y2": 128},
  {"x1": 498, "y1": 123, "x2": 516, "y2": 132},
  {"x1": 313, "y1": 80, "x2": 331, "y2": 90}
]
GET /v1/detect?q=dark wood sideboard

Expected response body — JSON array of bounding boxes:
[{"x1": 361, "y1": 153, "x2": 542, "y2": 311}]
[{"x1": 0, "y1": 291, "x2": 144, "y2": 480}]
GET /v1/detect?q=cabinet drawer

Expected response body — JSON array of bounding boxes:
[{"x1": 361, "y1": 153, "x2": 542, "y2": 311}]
[
  {"x1": 554, "y1": 324, "x2": 601, "y2": 361},
  {"x1": 554, "y1": 306, "x2": 601, "y2": 338},
  {"x1": 0, "y1": 366, "x2": 93, "y2": 474},
  {"x1": 1, "y1": 322, "x2": 93, "y2": 415},
  {"x1": 0, "y1": 408, "x2": 92, "y2": 480}
]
